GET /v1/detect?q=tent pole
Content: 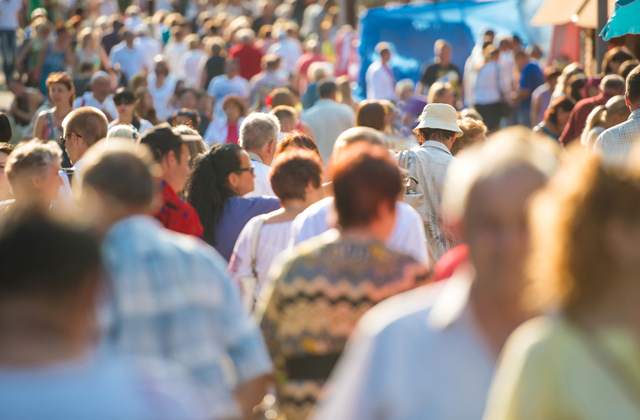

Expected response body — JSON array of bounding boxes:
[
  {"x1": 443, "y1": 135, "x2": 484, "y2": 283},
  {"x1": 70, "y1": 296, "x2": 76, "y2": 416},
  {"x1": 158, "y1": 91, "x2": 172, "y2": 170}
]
[{"x1": 596, "y1": 0, "x2": 608, "y2": 73}]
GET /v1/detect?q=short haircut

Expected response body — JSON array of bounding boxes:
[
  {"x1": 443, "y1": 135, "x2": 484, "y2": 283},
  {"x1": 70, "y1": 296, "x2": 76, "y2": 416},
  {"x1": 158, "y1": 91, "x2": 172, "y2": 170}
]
[
  {"x1": 619, "y1": 60, "x2": 639, "y2": 80},
  {"x1": 0, "y1": 142, "x2": 14, "y2": 156},
  {"x1": 434, "y1": 39, "x2": 450, "y2": 55},
  {"x1": 318, "y1": 78, "x2": 337, "y2": 99},
  {"x1": 513, "y1": 49, "x2": 527, "y2": 60},
  {"x1": 62, "y1": 107, "x2": 109, "y2": 147},
  {"x1": 0, "y1": 213, "x2": 100, "y2": 299},
  {"x1": 239, "y1": 112, "x2": 280, "y2": 152},
  {"x1": 270, "y1": 149, "x2": 323, "y2": 201},
  {"x1": 626, "y1": 65, "x2": 640, "y2": 104},
  {"x1": 6, "y1": 141, "x2": 62, "y2": 185},
  {"x1": 270, "y1": 105, "x2": 298, "y2": 127},
  {"x1": 427, "y1": 81, "x2": 453, "y2": 105},
  {"x1": 356, "y1": 100, "x2": 386, "y2": 131},
  {"x1": 81, "y1": 140, "x2": 160, "y2": 208},
  {"x1": 601, "y1": 74, "x2": 626, "y2": 93},
  {"x1": 332, "y1": 143, "x2": 402, "y2": 229},
  {"x1": 276, "y1": 131, "x2": 319, "y2": 158},
  {"x1": 269, "y1": 88, "x2": 296, "y2": 107},
  {"x1": 451, "y1": 118, "x2": 488, "y2": 156},
  {"x1": 395, "y1": 79, "x2": 415, "y2": 97},
  {"x1": 333, "y1": 126, "x2": 384, "y2": 155}
]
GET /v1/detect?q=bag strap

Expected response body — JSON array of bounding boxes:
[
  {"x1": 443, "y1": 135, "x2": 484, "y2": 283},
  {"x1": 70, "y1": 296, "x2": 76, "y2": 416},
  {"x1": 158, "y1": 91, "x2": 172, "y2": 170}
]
[{"x1": 250, "y1": 215, "x2": 268, "y2": 282}]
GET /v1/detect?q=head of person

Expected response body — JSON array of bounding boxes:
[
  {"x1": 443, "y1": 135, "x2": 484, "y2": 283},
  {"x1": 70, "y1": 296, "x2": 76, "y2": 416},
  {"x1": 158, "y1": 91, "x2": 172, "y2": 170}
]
[
  {"x1": 139, "y1": 124, "x2": 191, "y2": 194},
  {"x1": 54, "y1": 22, "x2": 71, "y2": 46},
  {"x1": 434, "y1": 39, "x2": 452, "y2": 63},
  {"x1": 106, "y1": 124, "x2": 139, "y2": 141},
  {"x1": 619, "y1": 60, "x2": 639, "y2": 80},
  {"x1": 262, "y1": 54, "x2": 280, "y2": 72},
  {"x1": 154, "y1": 57, "x2": 170, "y2": 78},
  {"x1": 46, "y1": 72, "x2": 75, "y2": 108},
  {"x1": 90, "y1": 71, "x2": 111, "y2": 102},
  {"x1": 172, "y1": 125, "x2": 207, "y2": 169},
  {"x1": 625, "y1": 65, "x2": 640, "y2": 111},
  {"x1": 554, "y1": 62, "x2": 585, "y2": 96},
  {"x1": 427, "y1": 81, "x2": 455, "y2": 107},
  {"x1": 267, "y1": 87, "x2": 296, "y2": 109},
  {"x1": 62, "y1": 107, "x2": 109, "y2": 165},
  {"x1": 514, "y1": 49, "x2": 529, "y2": 70},
  {"x1": 176, "y1": 88, "x2": 197, "y2": 110},
  {"x1": 332, "y1": 143, "x2": 402, "y2": 242},
  {"x1": 275, "y1": 130, "x2": 320, "y2": 158},
  {"x1": 413, "y1": 103, "x2": 463, "y2": 150},
  {"x1": 601, "y1": 73, "x2": 626, "y2": 97},
  {"x1": 567, "y1": 73, "x2": 586, "y2": 103},
  {"x1": 308, "y1": 62, "x2": 331, "y2": 84},
  {"x1": 7, "y1": 79, "x2": 25, "y2": 97},
  {"x1": 544, "y1": 67, "x2": 561, "y2": 89},
  {"x1": 442, "y1": 128, "x2": 559, "y2": 306},
  {"x1": 450, "y1": 118, "x2": 488, "y2": 156},
  {"x1": 543, "y1": 98, "x2": 575, "y2": 131},
  {"x1": 526, "y1": 44, "x2": 543, "y2": 61},
  {"x1": 270, "y1": 105, "x2": 298, "y2": 133},
  {"x1": 170, "y1": 108, "x2": 200, "y2": 130},
  {"x1": 602, "y1": 47, "x2": 635, "y2": 75},
  {"x1": 5, "y1": 141, "x2": 63, "y2": 205},
  {"x1": 318, "y1": 78, "x2": 338, "y2": 101},
  {"x1": 135, "y1": 87, "x2": 156, "y2": 115},
  {"x1": 111, "y1": 16, "x2": 123, "y2": 31},
  {"x1": 0, "y1": 143, "x2": 14, "y2": 201},
  {"x1": 603, "y1": 95, "x2": 631, "y2": 128},
  {"x1": 78, "y1": 27, "x2": 96, "y2": 50},
  {"x1": 331, "y1": 127, "x2": 385, "y2": 165},
  {"x1": 0, "y1": 113, "x2": 11, "y2": 144},
  {"x1": 375, "y1": 42, "x2": 392, "y2": 64},
  {"x1": 223, "y1": 94, "x2": 247, "y2": 125},
  {"x1": 270, "y1": 149, "x2": 324, "y2": 207},
  {"x1": 238, "y1": 112, "x2": 280, "y2": 166},
  {"x1": 113, "y1": 87, "x2": 137, "y2": 120},
  {"x1": 458, "y1": 107, "x2": 484, "y2": 121},
  {"x1": 355, "y1": 100, "x2": 387, "y2": 132},
  {"x1": 224, "y1": 58, "x2": 241, "y2": 78},
  {"x1": 120, "y1": 28, "x2": 135, "y2": 47},
  {"x1": 395, "y1": 79, "x2": 415, "y2": 101},
  {"x1": 129, "y1": 72, "x2": 148, "y2": 93},
  {"x1": 185, "y1": 33, "x2": 202, "y2": 51},
  {"x1": 236, "y1": 28, "x2": 255, "y2": 45},
  {"x1": 186, "y1": 143, "x2": 254, "y2": 245}
]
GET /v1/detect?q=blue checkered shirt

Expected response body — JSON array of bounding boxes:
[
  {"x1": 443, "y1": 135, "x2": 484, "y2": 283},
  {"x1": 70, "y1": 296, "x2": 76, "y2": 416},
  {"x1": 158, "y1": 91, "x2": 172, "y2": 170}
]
[
  {"x1": 101, "y1": 216, "x2": 272, "y2": 419},
  {"x1": 594, "y1": 109, "x2": 640, "y2": 163}
]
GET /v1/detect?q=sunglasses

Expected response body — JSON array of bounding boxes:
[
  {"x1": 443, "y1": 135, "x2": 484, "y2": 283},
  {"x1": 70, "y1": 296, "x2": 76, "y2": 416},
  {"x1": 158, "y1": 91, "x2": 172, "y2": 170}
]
[
  {"x1": 59, "y1": 132, "x2": 82, "y2": 145},
  {"x1": 114, "y1": 98, "x2": 135, "y2": 106},
  {"x1": 236, "y1": 165, "x2": 255, "y2": 175}
]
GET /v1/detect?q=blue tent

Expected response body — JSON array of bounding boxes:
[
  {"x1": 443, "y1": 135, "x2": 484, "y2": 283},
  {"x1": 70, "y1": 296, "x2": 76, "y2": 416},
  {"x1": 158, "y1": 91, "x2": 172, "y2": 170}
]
[
  {"x1": 358, "y1": 0, "x2": 547, "y2": 92},
  {"x1": 601, "y1": 0, "x2": 640, "y2": 41}
]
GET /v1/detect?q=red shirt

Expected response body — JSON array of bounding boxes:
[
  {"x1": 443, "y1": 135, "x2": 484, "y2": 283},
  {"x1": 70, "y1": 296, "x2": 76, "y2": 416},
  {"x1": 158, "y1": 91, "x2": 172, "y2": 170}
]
[
  {"x1": 295, "y1": 53, "x2": 328, "y2": 92},
  {"x1": 433, "y1": 244, "x2": 469, "y2": 282},
  {"x1": 559, "y1": 92, "x2": 612, "y2": 146},
  {"x1": 228, "y1": 44, "x2": 264, "y2": 80},
  {"x1": 155, "y1": 181, "x2": 204, "y2": 238}
]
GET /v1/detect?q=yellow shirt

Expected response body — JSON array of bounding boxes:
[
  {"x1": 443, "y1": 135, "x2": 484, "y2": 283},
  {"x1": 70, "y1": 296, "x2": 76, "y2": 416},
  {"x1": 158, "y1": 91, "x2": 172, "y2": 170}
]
[{"x1": 484, "y1": 316, "x2": 640, "y2": 420}]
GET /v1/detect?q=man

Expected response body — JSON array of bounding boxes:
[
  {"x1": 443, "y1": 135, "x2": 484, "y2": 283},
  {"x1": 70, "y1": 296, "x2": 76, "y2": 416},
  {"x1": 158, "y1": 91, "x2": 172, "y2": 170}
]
[
  {"x1": 0, "y1": 213, "x2": 206, "y2": 419},
  {"x1": 148, "y1": 57, "x2": 178, "y2": 122},
  {"x1": 73, "y1": 71, "x2": 117, "y2": 121},
  {"x1": 0, "y1": 0, "x2": 22, "y2": 83},
  {"x1": 101, "y1": 17, "x2": 124, "y2": 56},
  {"x1": 178, "y1": 34, "x2": 208, "y2": 88},
  {"x1": 134, "y1": 26, "x2": 162, "y2": 74},
  {"x1": 249, "y1": 54, "x2": 288, "y2": 106},
  {"x1": 267, "y1": 23, "x2": 303, "y2": 76},
  {"x1": 302, "y1": 79, "x2": 355, "y2": 163},
  {"x1": 560, "y1": 74, "x2": 626, "y2": 146},
  {"x1": 79, "y1": 141, "x2": 272, "y2": 420},
  {"x1": 513, "y1": 49, "x2": 543, "y2": 127},
  {"x1": 416, "y1": 40, "x2": 461, "y2": 99},
  {"x1": 139, "y1": 124, "x2": 203, "y2": 237},
  {"x1": 270, "y1": 105, "x2": 299, "y2": 139},
  {"x1": 594, "y1": 66, "x2": 640, "y2": 163},
  {"x1": 294, "y1": 39, "x2": 328, "y2": 94},
  {"x1": 365, "y1": 42, "x2": 395, "y2": 100},
  {"x1": 530, "y1": 67, "x2": 561, "y2": 127},
  {"x1": 238, "y1": 112, "x2": 280, "y2": 197},
  {"x1": 311, "y1": 129, "x2": 558, "y2": 420},
  {"x1": 109, "y1": 28, "x2": 147, "y2": 82},
  {"x1": 164, "y1": 27, "x2": 188, "y2": 78},
  {"x1": 228, "y1": 28, "x2": 264, "y2": 81},
  {"x1": 207, "y1": 58, "x2": 250, "y2": 119},
  {"x1": 61, "y1": 107, "x2": 109, "y2": 178}
]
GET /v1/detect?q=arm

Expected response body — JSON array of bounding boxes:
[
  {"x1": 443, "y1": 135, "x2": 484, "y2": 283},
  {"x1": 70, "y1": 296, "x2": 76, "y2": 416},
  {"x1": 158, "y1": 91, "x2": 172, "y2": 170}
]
[
  {"x1": 15, "y1": 39, "x2": 33, "y2": 71},
  {"x1": 235, "y1": 374, "x2": 272, "y2": 420},
  {"x1": 98, "y1": 45, "x2": 111, "y2": 71},
  {"x1": 33, "y1": 112, "x2": 45, "y2": 140}
]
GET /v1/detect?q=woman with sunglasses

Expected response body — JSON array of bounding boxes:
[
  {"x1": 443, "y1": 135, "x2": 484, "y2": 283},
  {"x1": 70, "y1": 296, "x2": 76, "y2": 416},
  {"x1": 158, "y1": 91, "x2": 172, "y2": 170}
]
[
  {"x1": 108, "y1": 87, "x2": 154, "y2": 136},
  {"x1": 187, "y1": 143, "x2": 280, "y2": 261}
]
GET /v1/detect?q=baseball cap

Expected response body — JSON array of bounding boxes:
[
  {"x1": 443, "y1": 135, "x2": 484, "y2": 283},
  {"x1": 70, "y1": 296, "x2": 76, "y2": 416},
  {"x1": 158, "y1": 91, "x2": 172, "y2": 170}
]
[
  {"x1": 139, "y1": 123, "x2": 184, "y2": 162},
  {"x1": 413, "y1": 104, "x2": 463, "y2": 135}
]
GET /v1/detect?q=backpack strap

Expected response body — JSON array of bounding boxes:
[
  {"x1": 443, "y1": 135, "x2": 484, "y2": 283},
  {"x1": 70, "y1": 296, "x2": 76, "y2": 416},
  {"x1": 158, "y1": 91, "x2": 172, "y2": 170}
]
[{"x1": 250, "y1": 215, "x2": 268, "y2": 284}]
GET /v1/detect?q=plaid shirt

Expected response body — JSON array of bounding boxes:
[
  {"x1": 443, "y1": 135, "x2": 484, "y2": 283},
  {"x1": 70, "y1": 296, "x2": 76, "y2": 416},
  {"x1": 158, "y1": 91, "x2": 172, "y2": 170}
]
[
  {"x1": 101, "y1": 216, "x2": 272, "y2": 419},
  {"x1": 594, "y1": 110, "x2": 640, "y2": 163}
]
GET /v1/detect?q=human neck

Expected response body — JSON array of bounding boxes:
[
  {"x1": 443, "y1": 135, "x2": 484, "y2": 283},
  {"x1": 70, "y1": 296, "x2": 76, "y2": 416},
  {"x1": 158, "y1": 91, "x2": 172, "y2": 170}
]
[
  {"x1": 342, "y1": 225, "x2": 387, "y2": 243},
  {"x1": 155, "y1": 74, "x2": 166, "y2": 86},
  {"x1": 118, "y1": 113, "x2": 133, "y2": 124},
  {"x1": 629, "y1": 102, "x2": 640, "y2": 113},
  {"x1": 93, "y1": 92, "x2": 107, "y2": 103},
  {"x1": 250, "y1": 149, "x2": 271, "y2": 166},
  {"x1": 54, "y1": 104, "x2": 71, "y2": 116}
]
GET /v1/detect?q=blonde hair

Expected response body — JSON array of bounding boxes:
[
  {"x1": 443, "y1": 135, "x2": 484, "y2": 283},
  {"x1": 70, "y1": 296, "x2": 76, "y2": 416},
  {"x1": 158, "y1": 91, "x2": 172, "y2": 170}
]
[
  {"x1": 427, "y1": 81, "x2": 453, "y2": 105},
  {"x1": 6, "y1": 140, "x2": 62, "y2": 185}
]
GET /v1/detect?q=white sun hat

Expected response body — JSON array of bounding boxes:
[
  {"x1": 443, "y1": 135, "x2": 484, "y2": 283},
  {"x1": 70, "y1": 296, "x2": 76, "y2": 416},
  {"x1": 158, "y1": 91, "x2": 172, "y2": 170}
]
[{"x1": 413, "y1": 103, "x2": 463, "y2": 135}]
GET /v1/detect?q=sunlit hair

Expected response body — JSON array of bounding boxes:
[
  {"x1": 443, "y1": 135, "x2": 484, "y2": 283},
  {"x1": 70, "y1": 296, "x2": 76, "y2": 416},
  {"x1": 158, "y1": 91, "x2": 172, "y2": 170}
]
[
  {"x1": 107, "y1": 124, "x2": 139, "y2": 141},
  {"x1": 542, "y1": 97, "x2": 575, "y2": 126},
  {"x1": 451, "y1": 117, "x2": 487, "y2": 156},
  {"x1": 6, "y1": 140, "x2": 62, "y2": 186},
  {"x1": 355, "y1": 100, "x2": 387, "y2": 132},
  {"x1": 270, "y1": 149, "x2": 323, "y2": 202},
  {"x1": 46, "y1": 72, "x2": 75, "y2": 106},
  {"x1": 275, "y1": 131, "x2": 320, "y2": 158}
]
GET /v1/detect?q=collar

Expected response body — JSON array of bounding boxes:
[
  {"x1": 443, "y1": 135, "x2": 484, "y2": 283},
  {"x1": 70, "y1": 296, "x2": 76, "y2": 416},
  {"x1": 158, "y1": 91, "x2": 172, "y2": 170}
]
[
  {"x1": 629, "y1": 109, "x2": 640, "y2": 120},
  {"x1": 420, "y1": 140, "x2": 453, "y2": 155},
  {"x1": 162, "y1": 180, "x2": 179, "y2": 199},
  {"x1": 247, "y1": 151, "x2": 263, "y2": 164},
  {"x1": 427, "y1": 267, "x2": 474, "y2": 330}
]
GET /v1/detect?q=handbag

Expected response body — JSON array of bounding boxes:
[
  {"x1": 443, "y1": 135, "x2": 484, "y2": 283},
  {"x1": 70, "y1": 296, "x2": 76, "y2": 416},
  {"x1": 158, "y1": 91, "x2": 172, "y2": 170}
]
[{"x1": 239, "y1": 215, "x2": 267, "y2": 312}]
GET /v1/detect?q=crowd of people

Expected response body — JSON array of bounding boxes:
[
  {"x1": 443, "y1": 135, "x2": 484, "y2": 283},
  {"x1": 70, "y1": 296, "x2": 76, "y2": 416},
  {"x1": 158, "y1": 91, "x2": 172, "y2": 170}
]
[{"x1": 1, "y1": 0, "x2": 640, "y2": 419}]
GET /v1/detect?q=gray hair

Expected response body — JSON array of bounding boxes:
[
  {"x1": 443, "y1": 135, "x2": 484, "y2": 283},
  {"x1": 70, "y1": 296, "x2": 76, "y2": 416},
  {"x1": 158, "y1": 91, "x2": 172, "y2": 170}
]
[
  {"x1": 107, "y1": 124, "x2": 138, "y2": 141},
  {"x1": 395, "y1": 78, "x2": 415, "y2": 97},
  {"x1": 6, "y1": 140, "x2": 62, "y2": 184},
  {"x1": 332, "y1": 127, "x2": 384, "y2": 156},
  {"x1": 600, "y1": 74, "x2": 626, "y2": 92},
  {"x1": 239, "y1": 112, "x2": 280, "y2": 152}
]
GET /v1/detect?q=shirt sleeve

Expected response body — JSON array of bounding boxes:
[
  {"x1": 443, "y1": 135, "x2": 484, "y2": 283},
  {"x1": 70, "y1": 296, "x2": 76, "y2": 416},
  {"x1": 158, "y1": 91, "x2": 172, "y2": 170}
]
[
  {"x1": 227, "y1": 217, "x2": 258, "y2": 300},
  {"x1": 558, "y1": 104, "x2": 580, "y2": 145}
]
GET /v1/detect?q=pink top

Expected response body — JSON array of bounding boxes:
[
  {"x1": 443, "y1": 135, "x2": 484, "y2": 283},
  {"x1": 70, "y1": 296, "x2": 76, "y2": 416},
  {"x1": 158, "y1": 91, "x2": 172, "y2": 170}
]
[{"x1": 225, "y1": 123, "x2": 239, "y2": 144}]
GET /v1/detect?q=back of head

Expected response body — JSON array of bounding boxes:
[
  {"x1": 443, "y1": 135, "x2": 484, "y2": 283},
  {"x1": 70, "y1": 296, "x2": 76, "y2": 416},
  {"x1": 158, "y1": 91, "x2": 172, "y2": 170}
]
[
  {"x1": 601, "y1": 74, "x2": 626, "y2": 94},
  {"x1": 318, "y1": 78, "x2": 337, "y2": 99},
  {"x1": 270, "y1": 105, "x2": 298, "y2": 128},
  {"x1": 270, "y1": 149, "x2": 323, "y2": 202},
  {"x1": 269, "y1": 88, "x2": 296, "y2": 108},
  {"x1": 276, "y1": 130, "x2": 319, "y2": 158},
  {"x1": 626, "y1": 65, "x2": 640, "y2": 105},
  {"x1": 451, "y1": 118, "x2": 488, "y2": 156},
  {"x1": 63, "y1": 107, "x2": 109, "y2": 147},
  {"x1": 172, "y1": 125, "x2": 206, "y2": 168},
  {"x1": 355, "y1": 100, "x2": 387, "y2": 132},
  {"x1": 6, "y1": 141, "x2": 62, "y2": 190},
  {"x1": 239, "y1": 112, "x2": 280, "y2": 152},
  {"x1": 544, "y1": 98, "x2": 575, "y2": 125},
  {"x1": 619, "y1": 60, "x2": 639, "y2": 80},
  {"x1": 139, "y1": 123, "x2": 184, "y2": 163},
  {"x1": 332, "y1": 126, "x2": 384, "y2": 157},
  {"x1": 0, "y1": 112, "x2": 12, "y2": 143},
  {"x1": 107, "y1": 124, "x2": 139, "y2": 141}
]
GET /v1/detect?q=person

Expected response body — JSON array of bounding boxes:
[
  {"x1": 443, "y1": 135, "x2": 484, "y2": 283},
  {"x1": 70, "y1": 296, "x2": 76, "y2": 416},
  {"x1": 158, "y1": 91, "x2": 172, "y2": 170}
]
[
  {"x1": 61, "y1": 107, "x2": 109, "y2": 181},
  {"x1": 229, "y1": 28, "x2": 264, "y2": 81},
  {"x1": 228, "y1": 149, "x2": 324, "y2": 309},
  {"x1": 100, "y1": 16, "x2": 123, "y2": 56},
  {"x1": 148, "y1": 57, "x2": 178, "y2": 122},
  {"x1": 472, "y1": 45, "x2": 506, "y2": 132},
  {"x1": 187, "y1": 143, "x2": 280, "y2": 261},
  {"x1": 294, "y1": 39, "x2": 328, "y2": 95},
  {"x1": 450, "y1": 117, "x2": 488, "y2": 156},
  {"x1": 270, "y1": 105, "x2": 301, "y2": 138},
  {"x1": 108, "y1": 87, "x2": 154, "y2": 135},
  {"x1": 106, "y1": 124, "x2": 139, "y2": 141},
  {"x1": 109, "y1": 28, "x2": 147, "y2": 83},
  {"x1": 513, "y1": 49, "x2": 544, "y2": 127},
  {"x1": 133, "y1": 27, "x2": 162, "y2": 75},
  {"x1": 0, "y1": 0, "x2": 22, "y2": 83},
  {"x1": 559, "y1": 74, "x2": 625, "y2": 146},
  {"x1": 207, "y1": 58, "x2": 250, "y2": 119},
  {"x1": 178, "y1": 34, "x2": 208, "y2": 88},
  {"x1": 249, "y1": 54, "x2": 287, "y2": 106},
  {"x1": 74, "y1": 27, "x2": 110, "y2": 75},
  {"x1": 79, "y1": 140, "x2": 272, "y2": 420},
  {"x1": 302, "y1": 79, "x2": 355, "y2": 163},
  {"x1": 336, "y1": 75, "x2": 358, "y2": 111},
  {"x1": 36, "y1": 23, "x2": 73, "y2": 93},
  {"x1": 164, "y1": 27, "x2": 188, "y2": 76},
  {"x1": 73, "y1": 71, "x2": 117, "y2": 121},
  {"x1": 618, "y1": 59, "x2": 639, "y2": 80},
  {"x1": 139, "y1": 124, "x2": 203, "y2": 237},
  {"x1": 532, "y1": 98, "x2": 575, "y2": 141},
  {"x1": 581, "y1": 95, "x2": 629, "y2": 149},
  {"x1": 8, "y1": 79, "x2": 44, "y2": 140},
  {"x1": 427, "y1": 81, "x2": 456, "y2": 107},
  {"x1": 201, "y1": 36, "x2": 227, "y2": 90},
  {"x1": 594, "y1": 67, "x2": 640, "y2": 162},
  {"x1": 290, "y1": 128, "x2": 429, "y2": 268},
  {"x1": 365, "y1": 42, "x2": 395, "y2": 100},
  {"x1": 530, "y1": 67, "x2": 561, "y2": 126},
  {"x1": 266, "y1": 23, "x2": 303, "y2": 77},
  {"x1": 2, "y1": 141, "x2": 63, "y2": 212},
  {"x1": 0, "y1": 143, "x2": 13, "y2": 202},
  {"x1": 134, "y1": 87, "x2": 160, "y2": 126},
  {"x1": 275, "y1": 130, "x2": 320, "y2": 157},
  {"x1": 203, "y1": 94, "x2": 247, "y2": 146},
  {"x1": 601, "y1": 46, "x2": 635, "y2": 76},
  {"x1": 0, "y1": 214, "x2": 206, "y2": 420},
  {"x1": 355, "y1": 100, "x2": 386, "y2": 132},
  {"x1": 416, "y1": 40, "x2": 462, "y2": 100},
  {"x1": 483, "y1": 147, "x2": 640, "y2": 420},
  {"x1": 567, "y1": 73, "x2": 587, "y2": 104},
  {"x1": 238, "y1": 112, "x2": 280, "y2": 198},
  {"x1": 301, "y1": 63, "x2": 332, "y2": 110},
  {"x1": 256, "y1": 143, "x2": 430, "y2": 420},
  {"x1": 172, "y1": 125, "x2": 207, "y2": 168},
  {"x1": 311, "y1": 129, "x2": 558, "y2": 420},
  {"x1": 398, "y1": 103, "x2": 463, "y2": 260},
  {"x1": 550, "y1": 63, "x2": 584, "y2": 103}
]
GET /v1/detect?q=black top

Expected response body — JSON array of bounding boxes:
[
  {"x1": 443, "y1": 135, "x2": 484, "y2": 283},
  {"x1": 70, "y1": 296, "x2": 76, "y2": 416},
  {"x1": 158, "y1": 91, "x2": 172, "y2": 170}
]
[
  {"x1": 204, "y1": 56, "x2": 226, "y2": 89},
  {"x1": 420, "y1": 61, "x2": 462, "y2": 92}
]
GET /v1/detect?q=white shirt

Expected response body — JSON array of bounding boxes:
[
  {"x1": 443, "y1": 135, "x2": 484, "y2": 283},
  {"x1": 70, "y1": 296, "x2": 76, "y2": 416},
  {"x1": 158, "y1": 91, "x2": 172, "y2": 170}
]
[
  {"x1": 267, "y1": 38, "x2": 303, "y2": 76},
  {"x1": 134, "y1": 36, "x2": 162, "y2": 74},
  {"x1": 289, "y1": 197, "x2": 430, "y2": 267},
  {"x1": 148, "y1": 74, "x2": 177, "y2": 122},
  {"x1": 244, "y1": 152, "x2": 275, "y2": 198},
  {"x1": 164, "y1": 41, "x2": 188, "y2": 78},
  {"x1": 0, "y1": 0, "x2": 22, "y2": 30},
  {"x1": 365, "y1": 60, "x2": 395, "y2": 100},
  {"x1": 207, "y1": 75, "x2": 250, "y2": 119},
  {"x1": 179, "y1": 49, "x2": 208, "y2": 88},
  {"x1": 202, "y1": 115, "x2": 244, "y2": 146},
  {"x1": 302, "y1": 99, "x2": 355, "y2": 163},
  {"x1": 472, "y1": 61, "x2": 503, "y2": 105},
  {"x1": 124, "y1": 15, "x2": 143, "y2": 30},
  {"x1": 311, "y1": 271, "x2": 495, "y2": 420},
  {"x1": 109, "y1": 43, "x2": 146, "y2": 81},
  {"x1": 73, "y1": 92, "x2": 118, "y2": 120}
]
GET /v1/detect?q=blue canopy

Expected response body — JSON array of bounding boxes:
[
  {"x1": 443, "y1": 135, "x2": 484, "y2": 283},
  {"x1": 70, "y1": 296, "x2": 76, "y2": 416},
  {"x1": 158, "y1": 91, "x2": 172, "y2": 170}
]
[{"x1": 601, "y1": 0, "x2": 640, "y2": 41}]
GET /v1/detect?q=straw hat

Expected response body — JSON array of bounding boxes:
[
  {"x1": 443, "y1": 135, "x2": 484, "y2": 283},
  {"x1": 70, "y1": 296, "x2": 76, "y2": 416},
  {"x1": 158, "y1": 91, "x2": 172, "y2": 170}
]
[{"x1": 413, "y1": 104, "x2": 463, "y2": 135}]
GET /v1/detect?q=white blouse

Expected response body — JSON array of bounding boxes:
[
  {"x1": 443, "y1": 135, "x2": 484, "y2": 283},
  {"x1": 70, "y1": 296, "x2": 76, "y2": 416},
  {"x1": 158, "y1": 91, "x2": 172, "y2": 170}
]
[{"x1": 472, "y1": 61, "x2": 503, "y2": 105}]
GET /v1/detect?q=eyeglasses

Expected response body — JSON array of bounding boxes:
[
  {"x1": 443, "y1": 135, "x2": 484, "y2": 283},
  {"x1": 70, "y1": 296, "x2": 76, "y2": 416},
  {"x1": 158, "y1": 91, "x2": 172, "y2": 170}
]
[
  {"x1": 236, "y1": 165, "x2": 255, "y2": 175},
  {"x1": 59, "y1": 132, "x2": 82, "y2": 145}
]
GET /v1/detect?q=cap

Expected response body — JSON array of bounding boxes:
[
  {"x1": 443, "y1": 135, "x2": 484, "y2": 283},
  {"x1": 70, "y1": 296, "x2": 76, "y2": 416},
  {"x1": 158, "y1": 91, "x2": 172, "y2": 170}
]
[
  {"x1": 413, "y1": 104, "x2": 463, "y2": 135},
  {"x1": 139, "y1": 123, "x2": 183, "y2": 161}
]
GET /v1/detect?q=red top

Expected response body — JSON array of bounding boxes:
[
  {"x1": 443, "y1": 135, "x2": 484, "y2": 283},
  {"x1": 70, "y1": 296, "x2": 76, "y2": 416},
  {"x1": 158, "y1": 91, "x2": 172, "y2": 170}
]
[
  {"x1": 229, "y1": 44, "x2": 264, "y2": 80},
  {"x1": 432, "y1": 244, "x2": 470, "y2": 282},
  {"x1": 295, "y1": 53, "x2": 328, "y2": 91},
  {"x1": 225, "y1": 123, "x2": 239, "y2": 144},
  {"x1": 155, "y1": 181, "x2": 204, "y2": 238},
  {"x1": 559, "y1": 92, "x2": 612, "y2": 146}
]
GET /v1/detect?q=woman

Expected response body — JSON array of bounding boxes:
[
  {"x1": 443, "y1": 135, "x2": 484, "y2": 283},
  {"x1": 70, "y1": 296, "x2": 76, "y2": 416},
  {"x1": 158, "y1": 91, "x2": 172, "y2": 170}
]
[
  {"x1": 551, "y1": 63, "x2": 584, "y2": 103},
  {"x1": 74, "y1": 27, "x2": 109, "y2": 75},
  {"x1": 202, "y1": 94, "x2": 246, "y2": 146},
  {"x1": 37, "y1": 23, "x2": 73, "y2": 94},
  {"x1": 148, "y1": 59, "x2": 177, "y2": 122},
  {"x1": 472, "y1": 45, "x2": 504, "y2": 131},
  {"x1": 108, "y1": 88, "x2": 154, "y2": 136},
  {"x1": 427, "y1": 81, "x2": 455, "y2": 107},
  {"x1": 187, "y1": 143, "x2": 280, "y2": 261},
  {"x1": 336, "y1": 75, "x2": 357, "y2": 111},
  {"x1": 169, "y1": 108, "x2": 200, "y2": 130},
  {"x1": 484, "y1": 151, "x2": 640, "y2": 420},
  {"x1": 567, "y1": 73, "x2": 586, "y2": 104},
  {"x1": 8, "y1": 79, "x2": 44, "y2": 141},
  {"x1": 134, "y1": 87, "x2": 160, "y2": 125},
  {"x1": 16, "y1": 18, "x2": 51, "y2": 87},
  {"x1": 355, "y1": 100, "x2": 386, "y2": 132},
  {"x1": 256, "y1": 144, "x2": 429, "y2": 420},
  {"x1": 580, "y1": 95, "x2": 630, "y2": 149},
  {"x1": 532, "y1": 98, "x2": 575, "y2": 141},
  {"x1": 172, "y1": 125, "x2": 207, "y2": 169},
  {"x1": 33, "y1": 72, "x2": 75, "y2": 167},
  {"x1": 228, "y1": 150, "x2": 324, "y2": 309}
]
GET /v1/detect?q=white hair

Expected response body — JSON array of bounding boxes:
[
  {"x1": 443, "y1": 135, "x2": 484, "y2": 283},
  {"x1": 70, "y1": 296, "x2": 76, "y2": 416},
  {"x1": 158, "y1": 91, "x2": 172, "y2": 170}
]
[
  {"x1": 395, "y1": 79, "x2": 415, "y2": 97},
  {"x1": 239, "y1": 112, "x2": 281, "y2": 152},
  {"x1": 107, "y1": 124, "x2": 139, "y2": 141}
]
